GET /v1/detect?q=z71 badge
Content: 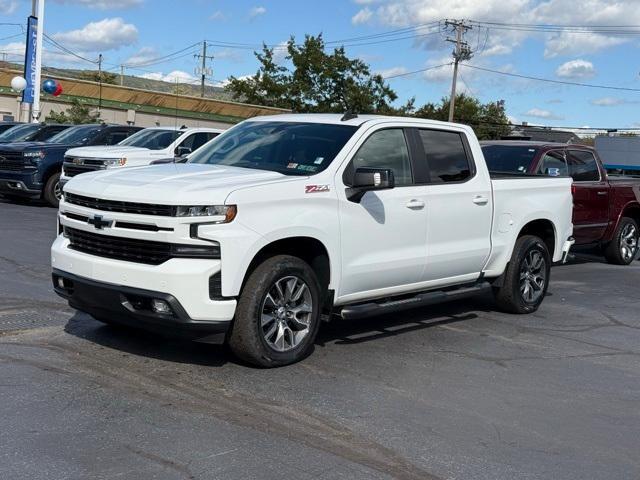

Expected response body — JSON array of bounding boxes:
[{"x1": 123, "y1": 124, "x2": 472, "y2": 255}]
[{"x1": 305, "y1": 185, "x2": 330, "y2": 194}]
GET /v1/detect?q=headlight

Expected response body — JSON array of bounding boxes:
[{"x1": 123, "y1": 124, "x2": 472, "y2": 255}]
[
  {"x1": 103, "y1": 157, "x2": 127, "y2": 167},
  {"x1": 24, "y1": 150, "x2": 45, "y2": 159},
  {"x1": 175, "y1": 205, "x2": 237, "y2": 223}
]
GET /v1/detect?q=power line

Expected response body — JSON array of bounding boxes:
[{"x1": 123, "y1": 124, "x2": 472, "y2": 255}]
[
  {"x1": 445, "y1": 19, "x2": 474, "y2": 122},
  {"x1": 461, "y1": 64, "x2": 640, "y2": 92},
  {"x1": 43, "y1": 34, "x2": 98, "y2": 64},
  {"x1": 381, "y1": 62, "x2": 452, "y2": 79}
]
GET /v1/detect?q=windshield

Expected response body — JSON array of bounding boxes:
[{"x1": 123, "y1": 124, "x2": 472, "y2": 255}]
[
  {"x1": 118, "y1": 129, "x2": 183, "y2": 150},
  {"x1": 188, "y1": 121, "x2": 358, "y2": 175},
  {"x1": 48, "y1": 125, "x2": 102, "y2": 145},
  {"x1": 482, "y1": 145, "x2": 539, "y2": 174},
  {"x1": 0, "y1": 124, "x2": 41, "y2": 142}
]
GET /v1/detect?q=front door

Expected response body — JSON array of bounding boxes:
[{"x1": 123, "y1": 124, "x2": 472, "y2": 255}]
[
  {"x1": 337, "y1": 127, "x2": 427, "y2": 302},
  {"x1": 567, "y1": 149, "x2": 609, "y2": 244}
]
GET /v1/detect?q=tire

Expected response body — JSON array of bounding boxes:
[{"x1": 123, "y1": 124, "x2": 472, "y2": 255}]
[
  {"x1": 43, "y1": 172, "x2": 62, "y2": 208},
  {"x1": 493, "y1": 235, "x2": 551, "y2": 314},
  {"x1": 228, "y1": 255, "x2": 322, "y2": 367},
  {"x1": 603, "y1": 217, "x2": 639, "y2": 265}
]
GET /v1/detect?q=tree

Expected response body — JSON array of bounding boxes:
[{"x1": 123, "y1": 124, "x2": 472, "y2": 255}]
[
  {"x1": 413, "y1": 94, "x2": 511, "y2": 140},
  {"x1": 226, "y1": 34, "x2": 397, "y2": 113},
  {"x1": 78, "y1": 70, "x2": 117, "y2": 85},
  {"x1": 45, "y1": 99, "x2": 100, "y2": 124}
]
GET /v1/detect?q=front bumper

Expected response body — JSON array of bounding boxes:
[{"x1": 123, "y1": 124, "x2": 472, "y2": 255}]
[
  {"x1": 52, "y1": 234, "x2": 237, "y2": 329},
  {"x1": 53, "y1": 269, "x2": 231, "y2": 343},
  {"x1": 0, "y1": 172, "x2": 42, "y2": 198}
]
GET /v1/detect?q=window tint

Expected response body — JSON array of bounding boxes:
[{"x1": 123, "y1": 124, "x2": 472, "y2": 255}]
[
  {"x1": 103, "y1": 130, "x2": 132, "y2": 145},
  {"x1": 481, "y1": 145, "x2": 538, "y2": 174},
  {"x1": 419, "y1": 129, "x2": 471, "y2": 182},
  {"x1": 567, "y1": 150, "x2": 600, "y2": 181},
  {"x1": 31, "y1": 126, "x2": 70, "y2": 142},
  {"x1": 539, "y1": 150, "x2": 567, "y2": 176},
  {"x1": 351, "y1": 129, "x2": 412, "y2": 186},
  {"x1": 119, "y1": 129, "x2": 184, "y2": 150},
  {"x1": 180, "y1": 132, "x2": 217, "y2": 152}
]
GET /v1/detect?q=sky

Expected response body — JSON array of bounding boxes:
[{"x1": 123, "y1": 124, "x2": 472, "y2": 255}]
[{"x1": 1, "y1": 0, "x2": 640, "y2": 129}]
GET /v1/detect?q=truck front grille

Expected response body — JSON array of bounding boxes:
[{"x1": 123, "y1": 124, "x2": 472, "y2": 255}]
[
  {"x1": 0, "y1": 152, "x2": 28, "y2": 171},
  {"x1": 63, "y1": 164, "x2": 103, "y2": 177},
  {"x1": 64, "y1": 227, "x2": 220, "y2": 265},
  {"x1": 64, "y1": 192, "x2": 176, "y2": 216}
]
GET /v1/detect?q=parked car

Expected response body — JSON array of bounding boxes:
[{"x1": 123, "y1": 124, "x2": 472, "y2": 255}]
[
  {"x1": 481, "y1": 141, "x2": 640, "y2": 265},
  {"x1": 0, "y1": 121, "x2": 23, "y2": 135},
  {"x1": 60, "y1": 126, "x2": 224, "y2": 187},
  {"x1": 0, "y1": 122, "x2": 72, "y2": 144},
  {"x1": 0, "y1": 123, "x2": 141, "y2": 207},
  {"x1": 53, "y1": 114, "x2": 574, "y2": 367}
]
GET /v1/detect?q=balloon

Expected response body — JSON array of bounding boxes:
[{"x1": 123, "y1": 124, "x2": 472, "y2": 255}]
[
  {"x1": 52, "y1": 83, "x2": 63, "y2": 97},
  {"x1": 10, "y1": 76, "x2": 27, "y2": 92},
  {"x1": 42, "y1": 79, "x2": 57, "y2": 94}
]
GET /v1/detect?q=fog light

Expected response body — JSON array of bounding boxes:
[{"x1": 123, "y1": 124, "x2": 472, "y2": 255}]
[
  {"x1": 57, "y1": 277, "x2": 65, "y2": 288},
  {"x1": 151, "y1": 299, "x2": 172, "y2": 314}
]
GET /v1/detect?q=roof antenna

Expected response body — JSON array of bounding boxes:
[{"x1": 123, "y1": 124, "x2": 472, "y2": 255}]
[{"x1": 341, "y1": 111, "x2": 358, "y2": 122}]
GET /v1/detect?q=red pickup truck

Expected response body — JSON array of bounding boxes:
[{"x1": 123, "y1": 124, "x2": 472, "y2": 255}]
[{"x1": 481, "y1": 141, "x2": 640, "y2": 265}]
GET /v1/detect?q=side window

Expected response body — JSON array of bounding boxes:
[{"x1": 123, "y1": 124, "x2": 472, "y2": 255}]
[
  {"x1": 418, "y1": 129, "x2": 471, "y2": 183},
  {"x1": 349, "y1": 129, "x2": 413, "y2": 186},
  {"x1": 97, "y1": 130, "x2": 131, "y2": 145},
  {"x1": 187, "y1": 132, "x2": 217, "y2": 151},
  {"x1": 539, "y1": 150, "x2": 568, "y2": 176},
  {"x1": 567, "y1": 150, "x2": 600, "y2": 182}
]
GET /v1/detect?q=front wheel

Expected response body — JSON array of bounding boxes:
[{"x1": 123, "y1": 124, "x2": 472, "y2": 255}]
[
  {"x1": 228, "y1": 255, "x2": 322, "y2": 367},
  {"x1": 43, "y1": 172, "x2": 62, "y2": 207},
  {"x1": 604, "y1": 217, "x2": 639, "y2": 265},
  {"x1": 493, "y1": 235, "x2": 551, "y2": 314}
]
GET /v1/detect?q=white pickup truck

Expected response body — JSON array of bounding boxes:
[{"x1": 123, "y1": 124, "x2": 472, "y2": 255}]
[
  {"x1": 52, "y1": 114, "x2": 574, "y2": 367},
  {"x1": 59, "y1": 126, "x2": 224, "y2": 186}
]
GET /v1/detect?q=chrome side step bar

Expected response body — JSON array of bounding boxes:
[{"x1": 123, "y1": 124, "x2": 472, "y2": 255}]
[{"x1": 340, "y1": 282, "x2": 491, "y2": 320}]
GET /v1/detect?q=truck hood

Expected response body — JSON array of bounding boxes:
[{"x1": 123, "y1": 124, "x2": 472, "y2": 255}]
[
  {"x1": 65, "y1": 145, "x2": 156, "y2": 158},
  {"x1": 0, "y1": 141, "x2": 71, "y2": 152},
  {"x1": 64, "y1": 163, "x2": 298, "y2": 205}
]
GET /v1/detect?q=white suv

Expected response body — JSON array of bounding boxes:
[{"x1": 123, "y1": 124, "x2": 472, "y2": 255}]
[{"x1": 60, "y1": 126, "x2": 224, "y2": 185}]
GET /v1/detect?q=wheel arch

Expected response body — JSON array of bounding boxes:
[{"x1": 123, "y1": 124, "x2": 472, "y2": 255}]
[{"x1": 517, "y1": 218, "x2": 557, "y2": 258}]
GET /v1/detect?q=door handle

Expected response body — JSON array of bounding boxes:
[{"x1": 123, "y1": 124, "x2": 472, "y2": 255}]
[
  {"x1": 405, "y1": 199, "x2": 425, "y2": 210},
  {"x1": 473, "y1": 195, "x2": 489, "y2": 205},
  {"x1": 597, "y1": 191, "x2": 608, "y2": 196}
]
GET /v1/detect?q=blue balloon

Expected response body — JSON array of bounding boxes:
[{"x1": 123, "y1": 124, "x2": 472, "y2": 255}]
[{"x1": 43, "y1": 79, "x2": 57, "y2": 94}]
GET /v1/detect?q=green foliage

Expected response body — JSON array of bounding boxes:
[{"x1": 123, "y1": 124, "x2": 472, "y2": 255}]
[
  {"x1": 226, "y1": 34, "x2": 397, "y2": 113},
  {"x1": 413, "y1": 94, "x2": 511, "y2": 140},
  {"x1": 45, "y1": 99, "x2": 100, "y2": 124},
  {"x1": 78, "y1": 70, "x2": 117, "y2": 85}
]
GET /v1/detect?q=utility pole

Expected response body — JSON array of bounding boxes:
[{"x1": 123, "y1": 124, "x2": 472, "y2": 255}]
[
  {"x1": 194, "y1": 41, "x2": 214, "y2": 97},
  {"x1": 445, "y1": 19, "x2": 473, "y2": 122},
  {"x1": 97, "y1": 53, "x2": 103, "y2": 111},
  {"x1": 120, "y1": 64, "x2": 125, "y2": 86}
]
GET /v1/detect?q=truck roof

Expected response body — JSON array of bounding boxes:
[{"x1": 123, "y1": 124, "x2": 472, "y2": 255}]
[
  {"x1": 480, "y1": 139, "x2": 593, "y2": 150},
  {"x1": 249, "y1": 113, "x2": 473, "y2": 130}
]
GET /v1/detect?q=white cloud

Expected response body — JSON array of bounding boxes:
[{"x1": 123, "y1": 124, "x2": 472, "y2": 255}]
[
  {"x1": 0, "y1": 0, "x2": 18, "y2": 15},
  {"x1": 249, "y1": 6, "x2": 266, "y2": 18},
  {"x1": 272, "y1": 41, "x2": 289, "y2": 64},
  {"x1": 376, "y1": 66, "x2": 409, "y2": 78},
  {"x1": 210, "y1": 10, "x2": 227, "y2": 21},
  {"x1": 555, "y1": 59, "x2": 596, "y2": 79},
  {"x1": 52, "y1": 18, "x2": 138, "y2": 52},
  {"x1": 352, "y1": 7, "x2": 373, "y2": 25},
  {"x1": 125, "y1": 46, "x2": 157, "y2": 66},
  {"x1": 544, "y1": 32, "x2": 626, "y2": 58},
  {"x1": 0, "y1": 40, "x2": 97, "y2": 65},
  {"x1": 524, "y1": 108, "x2": 564, "y2": 120},
  {"x1": 590, "y1": 97, "x2": 638, "y2": 107},
  {"x1": 53, "y1": 0, "x2": 142, "y2": 9},
  {"x1": 140, "y1": 70, "x2": 197, "y2": 84}
]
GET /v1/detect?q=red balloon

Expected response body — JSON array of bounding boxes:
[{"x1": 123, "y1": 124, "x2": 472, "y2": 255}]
[{"x1": 52, "y1": 82, "x2": 63, "y2": 97}]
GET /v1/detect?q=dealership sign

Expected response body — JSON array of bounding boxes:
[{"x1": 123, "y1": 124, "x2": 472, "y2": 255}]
[{"x1": 22, "y1": 16, "x2": 38, "y2": 105}]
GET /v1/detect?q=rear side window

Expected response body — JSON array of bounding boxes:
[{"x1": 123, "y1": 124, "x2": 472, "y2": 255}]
[
  {"x1": 104, "y1": 130, "x2": 133, "y2": 145},
  {"x1": 539, "y1": 150, "x2": 568, "y2": 176},
  {"x1": 181, "y1": 132, "x2": 218, "y2": 152},
  {"x1": 567, "y1": 150, "x2": 600, "y2": 182},
  {"x1": 419, "y1": 129, "x2": 471, "y2": 183},
  {"x1": 350, "y1": 129, "x2": 413, "y2": 186}
]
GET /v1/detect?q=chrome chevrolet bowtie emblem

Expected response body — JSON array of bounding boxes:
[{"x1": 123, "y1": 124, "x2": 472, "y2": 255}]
[{"x1": 87, "y1": 215, "x2": 112, "y2": 230}]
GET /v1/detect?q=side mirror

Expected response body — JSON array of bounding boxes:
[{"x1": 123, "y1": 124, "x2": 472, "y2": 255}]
[
  {"x1": 347, "y1": 167, "x2": 395, "y2": 203},
  {"x1": 175, "y1": 146, "x2": 192, "y2": 157}
]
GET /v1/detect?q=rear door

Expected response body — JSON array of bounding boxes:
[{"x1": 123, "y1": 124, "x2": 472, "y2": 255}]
[
  {"x1": 417, "y1": 128, "x2": 493, "y2": 283},
  {"x1": 567, "y1": 149, "x2": 609, "y2": 243}
]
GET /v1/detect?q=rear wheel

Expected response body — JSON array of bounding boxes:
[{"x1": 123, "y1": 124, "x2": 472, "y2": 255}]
[
  {"x1": 604, "y1": 217, "x2": 638, "y2": 265},
  {"x1": 493, "y1": 235, "x2": 551, "y2": 314},
  {"x1": 43, "y1": 172, "x2": 61, "y2": 207},
  {"x1": 228, "y1": 255, "x2": 322, "y2": 367}
]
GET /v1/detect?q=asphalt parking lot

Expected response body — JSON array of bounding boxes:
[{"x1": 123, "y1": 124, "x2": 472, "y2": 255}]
[{"x1": 1, "y1": 197, "x2": 639, "y2": 480}]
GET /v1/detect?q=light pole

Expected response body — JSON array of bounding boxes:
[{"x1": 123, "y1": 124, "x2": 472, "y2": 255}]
[{"x1": 31, "y1": 0, "x2": 45, "y2": 123}]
